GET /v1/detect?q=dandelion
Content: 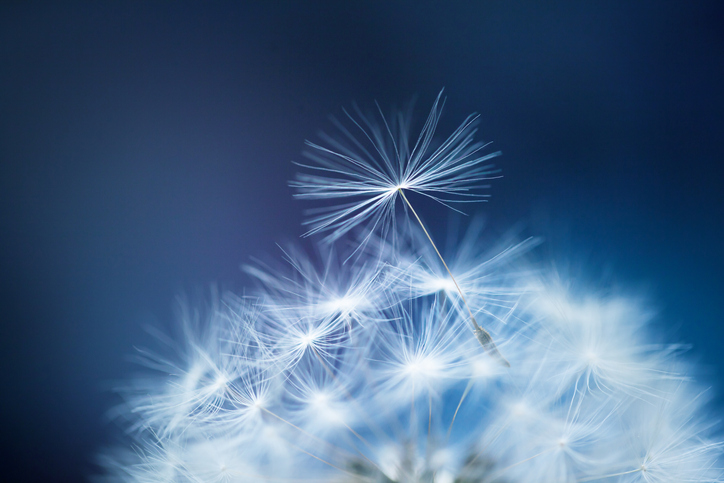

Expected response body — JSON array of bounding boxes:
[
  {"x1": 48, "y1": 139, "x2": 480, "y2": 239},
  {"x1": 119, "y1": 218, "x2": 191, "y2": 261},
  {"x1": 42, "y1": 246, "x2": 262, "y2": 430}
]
[
  {"x1": 293, "y1": 90, "x2": 508, "y2": 366},
  {"x1": 96, "y1": 95, "x2": 723, "y2": 483},
  {"x1": 290, "y1": 90, "x2": 500, "y2": 246}
]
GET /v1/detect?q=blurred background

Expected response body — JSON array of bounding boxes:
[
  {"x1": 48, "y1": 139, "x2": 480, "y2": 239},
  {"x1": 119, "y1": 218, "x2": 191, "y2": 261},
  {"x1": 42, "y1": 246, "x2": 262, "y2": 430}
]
[{"x1": 1, "y1": 1, "x2": 723, "y2": 481}]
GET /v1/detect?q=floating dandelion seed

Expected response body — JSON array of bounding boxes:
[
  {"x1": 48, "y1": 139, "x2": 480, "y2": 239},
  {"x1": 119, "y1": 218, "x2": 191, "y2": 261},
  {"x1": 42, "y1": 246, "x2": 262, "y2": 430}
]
[
  {"x1": 291, "y1": 90, "x2": 500, "y2": 245},
  {"x1": 292, "y1": 90, "x2": 508, "y2": 366},
  {"x1": 96, "y1": 95, "x2": 723, "y2": 483}
]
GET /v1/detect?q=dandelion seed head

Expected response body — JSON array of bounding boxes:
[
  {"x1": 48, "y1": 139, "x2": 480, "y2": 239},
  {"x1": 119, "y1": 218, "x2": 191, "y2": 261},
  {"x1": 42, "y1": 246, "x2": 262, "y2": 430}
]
[
  {"x1": 299, "y1": 330, "x2": 317, "y2": 347},
  {"x1": 212, "y1": 373, "x2": 228, "y2": 390},
  {"x1": 469, "y1": 355, "x2": 498, "y2": 380},
  {"x1": 584, "y1": 349, "x2": 600, "y2": 365},
  {"x1": 403, "y1": 353, "x2": 443, "y2": 378},
  {"x1": 511, "y1": 399, "x2": 533, "y2": 418},
  {"x1": 322, "y1": 293, "x2": 369, "y2": 316},
  {"x1": 423, "y1": 276, "x2": 458, "y2": 294},
  {"x1": 97, "y1": 95, "x2": 723, "y2": 483}
]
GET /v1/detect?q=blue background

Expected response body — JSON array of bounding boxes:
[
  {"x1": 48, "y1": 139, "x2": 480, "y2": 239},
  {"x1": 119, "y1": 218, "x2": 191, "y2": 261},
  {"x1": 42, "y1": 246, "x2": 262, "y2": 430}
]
[{"x1": 1, "y1": 2, "x2": 723, "y2": 481}]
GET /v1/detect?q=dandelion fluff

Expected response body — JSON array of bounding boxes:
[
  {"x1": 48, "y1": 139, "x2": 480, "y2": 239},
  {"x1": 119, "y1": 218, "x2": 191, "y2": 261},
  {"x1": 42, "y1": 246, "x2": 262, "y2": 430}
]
[
  {"x1": 291, "y1": 90, "x2": 500, "y2": 245},
  {"x1": 96, "y1": 95, "x2": 723, "y2": 483}
]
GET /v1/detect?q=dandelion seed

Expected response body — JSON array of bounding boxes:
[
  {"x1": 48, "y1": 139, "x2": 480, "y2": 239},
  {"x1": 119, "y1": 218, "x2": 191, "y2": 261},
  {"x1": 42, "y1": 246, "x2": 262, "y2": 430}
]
[
  {"x1": 292, "y1": 91, "x2": 509, "y2": 366},
  {"x1": 291, "y1": 90, "x2": 500, "y2": 245}
]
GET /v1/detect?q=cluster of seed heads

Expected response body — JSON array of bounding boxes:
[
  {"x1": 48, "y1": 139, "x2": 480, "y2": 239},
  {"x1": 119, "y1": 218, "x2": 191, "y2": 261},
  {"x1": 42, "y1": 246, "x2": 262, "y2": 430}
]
[{"x1": 96, "y1": 92, "x2": 723, "y2": 483}]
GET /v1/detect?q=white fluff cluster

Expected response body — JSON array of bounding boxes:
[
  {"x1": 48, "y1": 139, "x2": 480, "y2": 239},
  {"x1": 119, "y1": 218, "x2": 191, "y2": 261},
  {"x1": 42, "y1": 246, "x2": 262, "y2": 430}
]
[
  {"x1": 290, "y1": 90, "x2": 500, "y2": 249},
  {"x1": 97, "y1": 94, "x2": 722, "y2": 482}
]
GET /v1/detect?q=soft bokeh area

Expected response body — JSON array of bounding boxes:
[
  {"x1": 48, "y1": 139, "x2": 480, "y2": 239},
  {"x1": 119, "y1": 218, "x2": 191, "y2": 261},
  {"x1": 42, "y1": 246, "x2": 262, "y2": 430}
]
[{"x1": 1, "y1": 2, "x2": 723, "y2": 481}]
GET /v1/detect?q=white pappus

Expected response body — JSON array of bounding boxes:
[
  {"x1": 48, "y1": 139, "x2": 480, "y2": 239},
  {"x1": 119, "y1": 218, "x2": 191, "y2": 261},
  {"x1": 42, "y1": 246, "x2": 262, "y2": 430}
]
[{"x1": 96, "y1": 93, "x2": 723, "y2": 483}]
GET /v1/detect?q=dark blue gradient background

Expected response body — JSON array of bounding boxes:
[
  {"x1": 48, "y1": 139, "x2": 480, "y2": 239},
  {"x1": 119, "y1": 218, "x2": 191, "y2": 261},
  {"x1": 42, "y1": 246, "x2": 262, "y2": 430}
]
[{"x1": 1, "y1": 2, "x2": 723, "y2": 481}]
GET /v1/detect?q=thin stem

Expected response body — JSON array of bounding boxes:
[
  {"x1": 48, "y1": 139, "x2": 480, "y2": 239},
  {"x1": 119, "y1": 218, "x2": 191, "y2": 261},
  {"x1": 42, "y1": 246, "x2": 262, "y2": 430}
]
[
  {"x1": 260, "y1": 376, "x2": 383, "y2": 474},
  {"x1": 410, "y1": 378, "x2": 417, "y2": 439},
  {"x1": 487, "y1": 447, "x2": 555, "y2": 479},
  {"x1": 259, "y1": 406, "x2": 356, "y2": 461},
  {"x1": 428, "y1": 393, "x2": 433, "y2": 441},
  {"x1": 310, "y1": 346, "x2": 392, "y2": 445},
  {"x1": 287, "y1": 440, "x2": 357, "y2": 477},
  {"x1": 460, "y1": 410, "x2": 513, "y2": 472},
  {"x1": 446, "y1": 379, "x2": 473, "y2": 443},
  {"x1": 577, "y1": 467, "x2": 643, "y2": 482},
  {"x1": 397, "y1": 188, "x2": 510, "y2": 367}
]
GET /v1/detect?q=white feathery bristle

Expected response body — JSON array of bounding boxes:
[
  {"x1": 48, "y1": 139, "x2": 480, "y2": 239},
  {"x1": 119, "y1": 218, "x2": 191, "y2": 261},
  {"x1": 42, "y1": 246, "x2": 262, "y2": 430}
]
[{"x1": 96, "y1": 94, "x2": 723, "y2": 483}]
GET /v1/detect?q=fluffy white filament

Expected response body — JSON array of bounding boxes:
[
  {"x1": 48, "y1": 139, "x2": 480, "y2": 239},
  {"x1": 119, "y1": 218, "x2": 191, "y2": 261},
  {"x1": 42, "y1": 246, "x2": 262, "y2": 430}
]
[{"x1": 96, "y1": 94, "x2": 722, "y2": 483}]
